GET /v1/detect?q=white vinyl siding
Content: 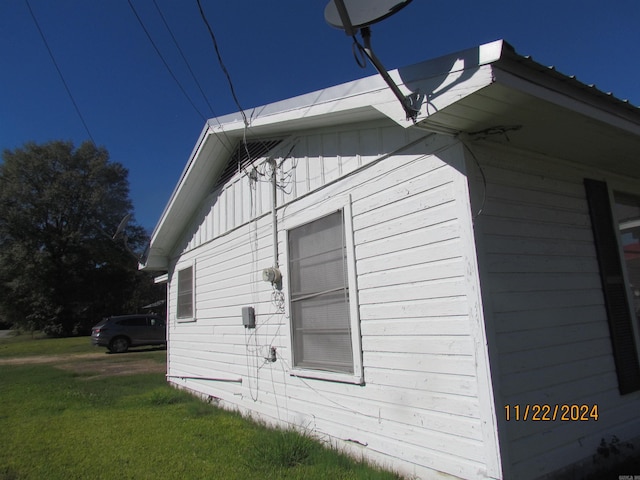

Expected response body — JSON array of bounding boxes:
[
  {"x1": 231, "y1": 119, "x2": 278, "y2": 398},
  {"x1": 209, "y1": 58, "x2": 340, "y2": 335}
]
[
  {"x1": 166, "y1": 124, "x2": 498, "y2": 480},
  {"x1": 468, "y1": 142, "x2": 640, "y2": 480}
]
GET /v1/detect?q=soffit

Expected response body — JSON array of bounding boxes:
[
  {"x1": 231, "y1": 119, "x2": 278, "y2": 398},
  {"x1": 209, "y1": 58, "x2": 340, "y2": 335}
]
[{"x1": 417, "y1": 80, "x2": 640, "y2": 178}]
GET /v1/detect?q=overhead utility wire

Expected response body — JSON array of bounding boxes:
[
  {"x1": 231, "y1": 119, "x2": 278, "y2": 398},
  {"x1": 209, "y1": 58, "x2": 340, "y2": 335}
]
[
  {"x1": 152, "y1": 0, "x2": 234, "y2": 156},
  {"x1": 24, "y1": 0, "x2": 96, "y2": 144},
  {"x1": 196, "y1": 0, "x2": 285, "y2": 182},
  {"x1": 196, "y1": 0, "x2": 248, "y2": 128},
  {"x1": 151, "y1": 0, "x2": 216, "y2": 116},
  {"x1": 127, "y1": 0, "x2": 207, "y2": 122}
]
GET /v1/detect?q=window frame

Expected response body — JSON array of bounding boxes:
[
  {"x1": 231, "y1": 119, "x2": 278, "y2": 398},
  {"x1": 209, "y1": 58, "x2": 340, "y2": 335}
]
[
  {"x1": 585, "y1": 179, "x2": 640, "y2": 394},
  {"x1": 282, "y1": 195, "x2": 363, "y2": 384},
  {"x1": 611, "y1": 189, "x2": 640, "y2": 359},
  {"x1": 175, "y1": 262, "x2": 196, "y2": 323}
]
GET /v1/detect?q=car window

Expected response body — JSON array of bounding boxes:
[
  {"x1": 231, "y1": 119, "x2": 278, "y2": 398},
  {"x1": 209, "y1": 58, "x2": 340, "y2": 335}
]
[{"x1": 117, "y1": 318, "x2": 147, "y2": 327}]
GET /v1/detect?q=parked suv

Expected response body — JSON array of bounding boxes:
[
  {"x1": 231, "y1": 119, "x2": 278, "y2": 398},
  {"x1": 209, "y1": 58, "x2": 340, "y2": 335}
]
[{"x1": 91, "y1": 314, "x2": 166, "y2": 353}]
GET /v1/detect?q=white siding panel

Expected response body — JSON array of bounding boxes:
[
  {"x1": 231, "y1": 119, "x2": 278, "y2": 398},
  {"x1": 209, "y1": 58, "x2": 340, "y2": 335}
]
[
  {"x1": 355, "y1": 202, "x2": 459, "y2": 245},
  {"x1": 307, "y1": 134, "x2": 323, "y2": 191},
  {"x1": 366, "y1": 367, "x2": 479, "y2": 401},
  {"x1": 359, "y1": 127, "x2": 382, "y2": 162},
  {"x1": 358, "y1": 241, "x2": 462, "y2": 276},
  {"x1": 358, "y1": 257, "x2": 465, "y2": 290},
  {"x1": 359, "y1": 276, "x2": 466, "y2": 304},
  {"x1": 356, "y1": 221, "x2": 460, "y2": 260},
  {"x1": 339, "y1": 130, "x2": 360, "y2": 175},
  {"x1": 294, "y1": 155, "x2": 309, "y2": 198},
  {"x1": 225, "y1": 185, "x2": 234, "y2": 232},
  {"x1": 322, "y1": 132, "x2": 341, "y2": 183},
  {"x1": 360, "y1": 296, "x2": 469, "y2": 319},
  {"x1": 363, "y1": 335, "x2": 474, "y2": 355},
  {"x1": 361, "y1": 317, "x2": 471, "y2": 336},
  {"x1": 354, "y1": 180, "x2": 455, "y2": 229},
  {"x1": 365, "y1": 351, "x2": 477, "y2": 376},
  {"x1": 353, "y1": 156, "x2": 452, "y2": 212},
  {"x1": 499, "y1": 338, "x2": 611, "y2": 374}
]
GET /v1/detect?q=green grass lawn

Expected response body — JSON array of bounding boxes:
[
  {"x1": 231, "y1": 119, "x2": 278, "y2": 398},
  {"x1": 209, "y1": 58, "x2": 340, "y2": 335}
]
[
  {"x1": 0, "y1": 334, "x2": 401, "y2": 480},
  {"x1": 0, "y1": 332, "x2": 96, "y2": 358}
]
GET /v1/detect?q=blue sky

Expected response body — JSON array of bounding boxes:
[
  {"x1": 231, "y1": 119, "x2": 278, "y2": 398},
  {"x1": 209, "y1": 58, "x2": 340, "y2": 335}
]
[{"x1": 1, "y1": 0, "x2": 639, "y2": 232}]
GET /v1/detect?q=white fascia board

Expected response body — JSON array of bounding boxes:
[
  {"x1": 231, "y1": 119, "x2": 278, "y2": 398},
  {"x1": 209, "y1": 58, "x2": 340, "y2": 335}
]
[
  {"x1": 149, "y1": 123, "x2": 211, "y2": 242},
  {"x1": 373, "y1": 40, "x2": 505, "y2": 128},
  {"x1": 206, "y1": 40, "x2": 506, "y2": 135},
  {"x1": 375, "y1": 63, "x2": 496, "y2": 128},
  {"x1": 208, "y1": 81, "x2": 394, "y2": 137},
  {"x1": 140, "y1": 248, "x2": 169, "y2": 271},
  {"x1": 145, "y1": 125, "x2": 227, "y2": 270}
]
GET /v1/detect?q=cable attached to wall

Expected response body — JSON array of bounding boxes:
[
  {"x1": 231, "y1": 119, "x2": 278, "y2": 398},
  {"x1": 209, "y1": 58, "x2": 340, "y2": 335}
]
[
  {"x1": 459, "y1": 124, "x2": 522, "y2": 220},
  {"x1": 460, "y1": 139, "x2": 488, "y2": 220}
]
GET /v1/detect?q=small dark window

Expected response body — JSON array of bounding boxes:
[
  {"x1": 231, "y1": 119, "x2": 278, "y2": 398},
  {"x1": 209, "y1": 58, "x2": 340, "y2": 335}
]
[{"x1": 177, "y1": 266, "x2": 194, "y2": 319}]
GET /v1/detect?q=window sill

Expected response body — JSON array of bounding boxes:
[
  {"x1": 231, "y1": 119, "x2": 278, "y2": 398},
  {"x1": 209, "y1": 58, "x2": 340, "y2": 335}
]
[
  {"x1": 290, "y1": 368, "x2": 364, "y2": 385},
  {"x1": 176, "y1": 317, "x2": 197, "y2": 323}
]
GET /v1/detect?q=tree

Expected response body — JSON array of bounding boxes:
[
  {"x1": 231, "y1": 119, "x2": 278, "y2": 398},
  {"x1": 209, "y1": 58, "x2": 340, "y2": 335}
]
[{"x1": 0, "y1": 140, "x2": 164, "y2": 335}]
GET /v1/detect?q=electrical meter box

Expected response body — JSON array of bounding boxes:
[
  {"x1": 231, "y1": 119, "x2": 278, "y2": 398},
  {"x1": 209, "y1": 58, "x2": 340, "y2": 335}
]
[{"x1": 242, "y1": 306, "x2": 256, "y2": 329}]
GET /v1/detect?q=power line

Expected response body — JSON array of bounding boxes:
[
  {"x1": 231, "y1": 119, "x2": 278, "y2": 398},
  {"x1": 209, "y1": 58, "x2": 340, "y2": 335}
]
[
  {"x1": 151, "y1": 0, "x2": 236, "y2": 157},
  {"x1": 24, "y1": 0, "x2": 96, "y2": 145},
  {"x1": 151, "y1": 0, "x2": 217, "y2": 117},
  {"x1": 196, "y1": 0, "x2": 248, "y2": 128},
  {"x1": 126, "y1": 0, "x2": 207, "y2": 122},
  {"x1": 195, "y1": 0, "x2": 283, "y2": 176}
]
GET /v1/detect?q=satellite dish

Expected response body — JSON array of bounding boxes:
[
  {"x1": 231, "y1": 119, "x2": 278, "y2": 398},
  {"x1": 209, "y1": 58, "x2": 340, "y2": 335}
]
[
  {"x1": 324, "y1": 0, "x2": 412, "y2": 32},
  {"x1": 323, "y1": 0, "x2": 419, "y2": 121}
]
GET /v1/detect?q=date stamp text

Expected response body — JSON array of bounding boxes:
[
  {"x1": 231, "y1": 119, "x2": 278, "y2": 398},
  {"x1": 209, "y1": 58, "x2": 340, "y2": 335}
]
[{"x1": 504, "y1": 404, "x2": 599, "y2": 421}]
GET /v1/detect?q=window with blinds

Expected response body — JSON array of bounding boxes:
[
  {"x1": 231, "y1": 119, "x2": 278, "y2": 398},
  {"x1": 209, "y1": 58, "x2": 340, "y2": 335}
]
[
  {"x1": 288, "y1": 210, "x2": 354, "y2": 374},
  {"x1": 177, "y1": 266, "x2": 194, "y2": 319}
]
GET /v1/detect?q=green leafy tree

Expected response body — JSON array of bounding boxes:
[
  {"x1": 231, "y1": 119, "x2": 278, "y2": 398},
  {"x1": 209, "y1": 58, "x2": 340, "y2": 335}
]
[{"x1": 0, "y1": 140, "x2": 164, "y2": 336}]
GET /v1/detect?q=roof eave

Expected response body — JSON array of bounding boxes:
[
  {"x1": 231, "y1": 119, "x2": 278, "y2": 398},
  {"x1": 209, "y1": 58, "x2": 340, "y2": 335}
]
[
  {"x1": 140, "y1": 40, "x2": 509, "y2": 271},
  {"x1": 141, "y1": 39, "x2": 640, "y2": 271}
]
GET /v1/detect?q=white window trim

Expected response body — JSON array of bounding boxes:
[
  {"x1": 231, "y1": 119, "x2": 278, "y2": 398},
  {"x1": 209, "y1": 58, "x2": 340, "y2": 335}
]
[
  {"x1": 281, "y1": 194, "x2": 363, "y2": 385},
  {"x1": 175, "y1": 260, "x2": 196, "y2": 323}
]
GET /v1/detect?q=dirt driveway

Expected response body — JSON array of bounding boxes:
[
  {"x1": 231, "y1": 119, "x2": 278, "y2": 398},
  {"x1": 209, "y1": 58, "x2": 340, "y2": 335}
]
[{"x1": 0, "y1": 350, "x2": 166, "y2": 379}]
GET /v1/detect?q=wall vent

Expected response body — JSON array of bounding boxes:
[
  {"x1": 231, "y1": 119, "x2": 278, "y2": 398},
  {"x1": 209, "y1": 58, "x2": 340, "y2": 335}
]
[{"x1": 214, "y1": 139, "x2": 283, "y2": 188}]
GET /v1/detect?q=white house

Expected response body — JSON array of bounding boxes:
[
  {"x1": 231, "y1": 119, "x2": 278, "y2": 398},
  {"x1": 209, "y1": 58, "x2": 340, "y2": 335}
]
[{"x1": 141, "y1": 40, "x2": 640, "y2": 479}]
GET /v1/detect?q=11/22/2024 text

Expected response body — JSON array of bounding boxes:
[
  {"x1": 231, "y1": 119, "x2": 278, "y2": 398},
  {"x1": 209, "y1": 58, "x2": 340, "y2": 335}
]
[{"x1": 505, "y1": 404, "x2": 599, "y2": 421}]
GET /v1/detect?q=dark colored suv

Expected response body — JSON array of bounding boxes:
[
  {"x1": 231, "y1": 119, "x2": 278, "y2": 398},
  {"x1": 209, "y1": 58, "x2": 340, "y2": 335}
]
[{"x1": 91, "y1": 314, "x2": 166, "y2": 353}]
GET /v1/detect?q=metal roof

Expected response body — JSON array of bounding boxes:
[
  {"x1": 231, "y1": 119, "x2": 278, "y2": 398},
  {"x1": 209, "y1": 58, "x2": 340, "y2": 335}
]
[{"x1": 511, "y1": 47, "x2": 637, "y2": 111}]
